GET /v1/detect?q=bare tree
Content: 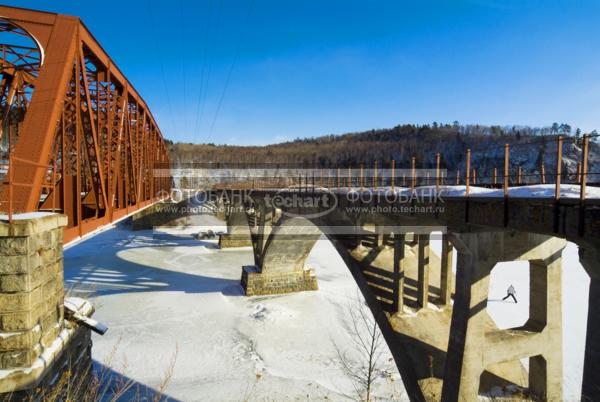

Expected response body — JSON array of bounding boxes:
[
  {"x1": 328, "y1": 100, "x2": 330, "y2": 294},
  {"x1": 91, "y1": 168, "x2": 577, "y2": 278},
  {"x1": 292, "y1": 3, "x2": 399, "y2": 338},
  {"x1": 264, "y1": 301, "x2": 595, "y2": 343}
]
[{"x1": 334, "y1": 291, "x2": 390, "y2": 402}]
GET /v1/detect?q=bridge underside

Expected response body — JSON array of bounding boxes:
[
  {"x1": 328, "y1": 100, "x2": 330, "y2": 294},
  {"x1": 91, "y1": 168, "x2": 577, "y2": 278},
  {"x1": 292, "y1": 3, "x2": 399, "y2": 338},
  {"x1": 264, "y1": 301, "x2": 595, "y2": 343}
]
[
  {"x1": 217, "y1": 189, "x2": 600, "y2": 402},
  {"x1": 0, "y1": 6, "x2": 171, "y2": 243}
]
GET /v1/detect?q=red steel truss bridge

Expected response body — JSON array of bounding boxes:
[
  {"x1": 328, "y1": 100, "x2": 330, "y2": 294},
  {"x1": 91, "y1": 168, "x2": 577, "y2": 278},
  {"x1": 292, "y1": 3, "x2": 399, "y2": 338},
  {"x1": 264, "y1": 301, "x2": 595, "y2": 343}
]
[{"x1": 0, "y1": 6, "x2": 171, "y2": 243}]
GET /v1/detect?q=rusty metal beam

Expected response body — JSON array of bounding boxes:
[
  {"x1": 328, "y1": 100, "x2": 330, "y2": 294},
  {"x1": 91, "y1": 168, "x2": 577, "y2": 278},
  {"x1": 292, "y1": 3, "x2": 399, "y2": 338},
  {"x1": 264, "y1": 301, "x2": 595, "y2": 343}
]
[{"x1": 0, "y1": 6, "x2": 171, "y2": 244}]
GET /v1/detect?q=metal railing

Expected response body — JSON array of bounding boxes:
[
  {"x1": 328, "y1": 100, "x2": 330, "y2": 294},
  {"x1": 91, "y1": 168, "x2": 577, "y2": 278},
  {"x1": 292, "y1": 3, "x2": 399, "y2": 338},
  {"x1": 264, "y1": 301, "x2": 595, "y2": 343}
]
[{"x1": 212, "y1": 134, "x2": 596, "y2": 204}]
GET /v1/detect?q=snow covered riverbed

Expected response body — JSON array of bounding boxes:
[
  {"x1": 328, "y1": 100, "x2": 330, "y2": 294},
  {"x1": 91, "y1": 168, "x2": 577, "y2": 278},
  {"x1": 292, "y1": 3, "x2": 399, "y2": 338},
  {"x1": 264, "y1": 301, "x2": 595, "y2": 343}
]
[
  {"x1": 63, "y1": 214, "x2": 589, "y2": 401},
  {"x1": 63, "y1": 218, "x2": 405, "y2": 401}
]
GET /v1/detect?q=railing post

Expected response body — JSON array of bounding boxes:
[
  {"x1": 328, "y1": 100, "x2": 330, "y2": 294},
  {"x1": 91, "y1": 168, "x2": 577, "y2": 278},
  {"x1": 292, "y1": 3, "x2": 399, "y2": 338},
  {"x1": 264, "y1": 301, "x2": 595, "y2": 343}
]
[
  {"x1": 493, "y1": 167, "x2": 497, "y2": 186},
  {"x1": 456, "y1": 169, "x2": 460, "y2": 185},
  {"x1": 517, "y1": 166, "x2": 523, "y2": 185},
  {"x1": 391, "y1": 160, "x2": 395, "y2": 191},
  {"x1": 577, "y1": 162, "x2": 582, "y2": 184},
  {"x1": 504, "y1": 144, "x2": 509, "y2": 197},
  {"x1": 435, "y1": 153, "x2": 440, "y2": 193},
  {"x1": 373, "y1": 160, "x2": 378, "y2": 188},
  {"x1": 504, "y1": 143, "x2": 510, "y2": 227},
  {"x1": 466, "y1": 149, "x2": 471, "y2": 196},
  {"x1": 337, "y1": 167, "x2": 340, "y2": 191},
  {"x1": 555, "y1": 136, "x2": 563, "y2": 200},
  {"x1": 580, "y1": 134, "x2": 590, "y2": 236},
  {"x1": 472, "y1": 168, "x2": 477, "y2": 185},
  {"x1": 360, "y1": 164, "x2": 364, "y2": 191},
  {"x1": 411, "y1": 157, "x2": 416, "y2": 190},
  {"x1": 348, "y1": 165, "x2": 352, "y2": 191},
  {"x1": 540, "y1": 163, "x2": 546, "y2": 185}
]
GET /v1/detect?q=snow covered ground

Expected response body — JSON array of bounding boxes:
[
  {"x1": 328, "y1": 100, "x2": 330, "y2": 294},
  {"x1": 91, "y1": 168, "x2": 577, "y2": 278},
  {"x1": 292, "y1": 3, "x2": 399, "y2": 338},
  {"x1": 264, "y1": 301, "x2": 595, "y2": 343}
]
[
  {"x1": 63, "y1": 213, "x2": 589, "y2": 401},
  {"x1": 63, "y1": 218, "x2": 405, "y2": 401}
]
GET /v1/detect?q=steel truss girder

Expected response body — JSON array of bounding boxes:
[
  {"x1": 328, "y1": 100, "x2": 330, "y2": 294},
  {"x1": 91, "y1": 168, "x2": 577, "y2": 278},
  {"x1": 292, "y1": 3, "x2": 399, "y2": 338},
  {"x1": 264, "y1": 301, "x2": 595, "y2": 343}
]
[{"x1": 0, "y1": 6, "x2": 172, "y2": 243}]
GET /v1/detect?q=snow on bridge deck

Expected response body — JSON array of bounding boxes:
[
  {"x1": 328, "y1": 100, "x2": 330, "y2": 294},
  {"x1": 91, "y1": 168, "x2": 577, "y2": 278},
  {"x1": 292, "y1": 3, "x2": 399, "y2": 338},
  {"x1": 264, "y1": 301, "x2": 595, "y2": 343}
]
[{"x1": 262, "y1": 184, "x2": 600, "y2": 199}]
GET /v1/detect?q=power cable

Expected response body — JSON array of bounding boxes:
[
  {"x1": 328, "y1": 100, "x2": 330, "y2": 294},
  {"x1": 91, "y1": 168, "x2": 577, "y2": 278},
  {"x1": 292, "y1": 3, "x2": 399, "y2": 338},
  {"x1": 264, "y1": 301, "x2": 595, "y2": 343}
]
[
  {"x1": 206, "y1": 0, "x2": 256, "y2": 142},
  {"x1": 145, "y1": 0, "x2": 177, "y2": 138},
  {"x1": 179, "y1": 0, "x2": 188, "y2": 133},
  {"x1": 196, "y1": 0, "x2": 224, "y2": 140},
  {"x1": 193, "y1": 0, "x2": 214, "y2": 139}
]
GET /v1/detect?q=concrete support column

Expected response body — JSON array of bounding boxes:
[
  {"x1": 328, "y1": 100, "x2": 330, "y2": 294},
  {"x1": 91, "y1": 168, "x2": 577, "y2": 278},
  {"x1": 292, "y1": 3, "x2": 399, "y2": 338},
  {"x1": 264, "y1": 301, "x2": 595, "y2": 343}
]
[
  {"x1": 528, "y1": 253, "x2": 563, "y2": 400},
  {"x1": 417, "y1": 234, "x2": 430, "y2": 309},
  {"x1": 440, "y1": 235, "x2": 453, "y2": 306},
  {"x1": 241, "y1": 216, "x2": 320, "y2": 296},
  {"x1": 442, "y1": 232, "x2": 493, "y2": 401},
  {"x1": 393, "y1": 234, "x2": 405, "y2": 314},
  {"x1": 442, "y1": 232, "x2": 565, "y2": 402},
  {"x1": 376, "y1": 224, "x2": 385, "y2": 247},
  {"x1": 252, "y1": 203, "x2": 273, "y2": 266},
  {"x1": 215, "y1": 195, "x2": 227, "y2": 221},
  {"x1": 219, "y1": 204, "x2": 253, "y2": 248},
  {"x1": 579, "y1": 245, "x2": 600, "y2": 401}
]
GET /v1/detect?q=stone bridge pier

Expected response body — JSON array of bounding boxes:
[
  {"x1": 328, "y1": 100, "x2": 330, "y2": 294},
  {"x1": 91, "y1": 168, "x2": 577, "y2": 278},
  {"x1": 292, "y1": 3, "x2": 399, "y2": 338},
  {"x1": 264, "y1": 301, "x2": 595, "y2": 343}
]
[
  {"x1": 241, "y1": 202, "x2": 320, "y2": 295},
  {"x1": 0, "y1": 214, "x2": 95, "y2": 400},
  {"x1": 218, "y1": 203, "x2": 253, "y2": 248}
]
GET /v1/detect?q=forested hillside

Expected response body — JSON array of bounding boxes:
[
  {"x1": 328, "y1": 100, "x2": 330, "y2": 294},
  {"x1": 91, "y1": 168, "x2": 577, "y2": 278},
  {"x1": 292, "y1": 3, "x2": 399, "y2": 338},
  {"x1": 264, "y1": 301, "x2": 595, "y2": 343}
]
[{"x1": 168, "y1": 122, "x2": 599, "y2": 180}]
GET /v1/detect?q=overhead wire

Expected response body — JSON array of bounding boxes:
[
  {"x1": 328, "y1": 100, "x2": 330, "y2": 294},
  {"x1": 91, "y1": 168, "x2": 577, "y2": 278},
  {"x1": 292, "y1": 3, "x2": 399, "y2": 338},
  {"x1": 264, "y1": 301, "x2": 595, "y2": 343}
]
[
  {"x1": 193, "y1": 0, "x2": 214, "y2": 139},
  {"x1": 206, "y1": 0, "x2": 256, "y2": 142},
  {"x1": 196, "y1": 0, "x2": 224, "y2": 140},
  {"x1": 179, "y1": 0, "x2": 188, "y2": 133},
  {"x1": 145, "y1": 0, "x2": 177, "y2": 138}
]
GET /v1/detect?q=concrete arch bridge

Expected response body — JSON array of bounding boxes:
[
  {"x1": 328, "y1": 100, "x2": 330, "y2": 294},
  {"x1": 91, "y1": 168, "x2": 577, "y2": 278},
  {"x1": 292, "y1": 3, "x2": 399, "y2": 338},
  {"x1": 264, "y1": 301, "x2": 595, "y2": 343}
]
[{"x1": 215, "y1": 187, "x2": 600, "y2": 402}]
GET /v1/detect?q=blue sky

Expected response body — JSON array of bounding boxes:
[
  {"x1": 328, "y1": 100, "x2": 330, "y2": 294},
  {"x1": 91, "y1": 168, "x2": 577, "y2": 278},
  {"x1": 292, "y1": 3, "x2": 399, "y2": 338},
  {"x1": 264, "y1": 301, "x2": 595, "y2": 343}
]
[{"x1": 6, "y1": 0, "x2": 600, "y2": 144}]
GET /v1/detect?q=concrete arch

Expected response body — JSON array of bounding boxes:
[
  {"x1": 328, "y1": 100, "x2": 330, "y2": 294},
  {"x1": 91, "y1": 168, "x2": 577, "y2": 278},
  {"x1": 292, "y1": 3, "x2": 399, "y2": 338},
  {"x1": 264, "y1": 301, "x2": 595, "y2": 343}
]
[
  {"x1": 261, "y1": 216, "x2": 322, "y2": 273},
  {"x1": 240, "y1": 214, "x2": 429, "y2": 401}
]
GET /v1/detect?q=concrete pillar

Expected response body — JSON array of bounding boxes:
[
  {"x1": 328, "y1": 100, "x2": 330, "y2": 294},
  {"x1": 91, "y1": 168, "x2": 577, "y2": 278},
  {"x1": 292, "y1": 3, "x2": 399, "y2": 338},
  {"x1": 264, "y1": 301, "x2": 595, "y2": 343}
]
[
  {"x1": 442, "y1": 232, "x2": 494, "y2": 401},
  {"x1": 528, "y1": 253, "x2": 563, "y2": 400},
  {"x1": 253, "y1": 202, "x2": 273, "y2": 265},
  {"x1": 241, "y1": 216, "x2": 319, "y2": 296},
  {"x1": 215, "y1": 194, "x2": 227, "y2": 221},
  {"x1": 376, "y1": 224, "x2": 385, "y2": 247},
  {"x1": 219, "y1": 204, "x2": 253, "y2": 248},
  {"x1": 417, "y1": 234, "x2": 430, "y2": 309},
  {"x1": 579, "y1": 244, "x2": 600, "y2": 401},
  {"x1": 393, "y1": 234, "x2": 405, "y2": 314},
  {"x1": 442, "y1": 232, "x2": 565, "y2": 402},
  {"x1": 440, "y1": 235, "x2": 453, "y2": 306}
]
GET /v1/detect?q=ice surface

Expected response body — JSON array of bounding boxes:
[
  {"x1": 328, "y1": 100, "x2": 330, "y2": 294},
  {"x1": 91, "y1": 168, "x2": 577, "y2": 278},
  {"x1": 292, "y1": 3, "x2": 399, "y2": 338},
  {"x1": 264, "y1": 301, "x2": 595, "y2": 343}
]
[{"x1": 63, "y1": 211, "x2": 589, "y2": 401}]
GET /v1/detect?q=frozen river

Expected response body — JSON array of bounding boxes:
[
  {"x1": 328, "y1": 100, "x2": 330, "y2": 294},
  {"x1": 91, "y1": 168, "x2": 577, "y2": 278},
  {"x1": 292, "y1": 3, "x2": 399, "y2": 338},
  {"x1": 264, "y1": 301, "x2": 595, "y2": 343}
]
[{"x1": 63, "y1": 211, "x2": 589, "y2": 401}]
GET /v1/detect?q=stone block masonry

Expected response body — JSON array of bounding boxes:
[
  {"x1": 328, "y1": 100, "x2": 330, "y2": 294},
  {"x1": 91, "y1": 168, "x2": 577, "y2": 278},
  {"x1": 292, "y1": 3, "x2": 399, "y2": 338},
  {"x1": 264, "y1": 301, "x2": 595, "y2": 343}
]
[
  {"x1": 241, "y1": 265, "x2": 318, "y2": 296},
  {"x1": 0, "y1": 214, "x2": 67, "y2": 371},
  {"x1": 219, "y1": 234, "x2": 253, "y2": 248},
  {"x1": 0, "y1": 214, "x2": 94, "y2": 398}
]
